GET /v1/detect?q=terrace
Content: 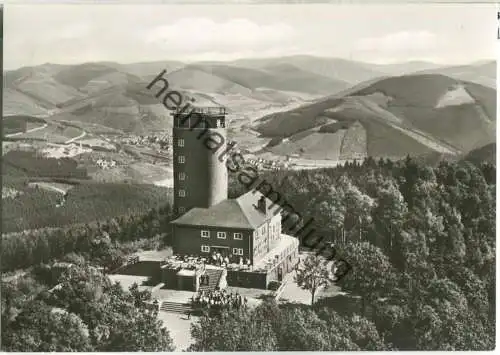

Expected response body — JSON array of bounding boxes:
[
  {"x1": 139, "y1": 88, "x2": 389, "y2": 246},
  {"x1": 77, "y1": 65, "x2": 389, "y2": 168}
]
[
  {"x1": 129, "y1": 234, "x2": 298, "y2": 278},
  {"x1": 160, "y1": 255, "x2": 206, "y2": 273}
]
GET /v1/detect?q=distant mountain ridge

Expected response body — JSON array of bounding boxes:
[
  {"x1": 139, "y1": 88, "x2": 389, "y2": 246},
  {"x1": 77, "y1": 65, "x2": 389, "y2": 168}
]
[
  {"x1": 165, "y1": 62, "x2": 349, "y2": 95},
  {"x1": 3, "y1": 56, "x2": 496, "y2": 159},
  {"x1": 416, "y1": 60, "x2": 496, "y2": 88}
]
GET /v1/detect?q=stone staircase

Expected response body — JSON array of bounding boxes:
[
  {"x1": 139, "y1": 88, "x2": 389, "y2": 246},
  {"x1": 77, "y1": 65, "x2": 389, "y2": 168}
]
[
  {"x1": 159, "y1": 300, "x2": 191, "y2": 314},
  {"x1": 198, "y1": 268, "x2": 224, "y2": 292},
  {"x1": 157, "y1": 268, "x2": 225, "y2": 314}
]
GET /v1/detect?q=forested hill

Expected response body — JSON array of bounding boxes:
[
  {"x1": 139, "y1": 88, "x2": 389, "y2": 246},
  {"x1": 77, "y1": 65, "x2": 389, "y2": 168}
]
[{"x1": 226, "y1": 157, "x2": 495, "y2": 350}]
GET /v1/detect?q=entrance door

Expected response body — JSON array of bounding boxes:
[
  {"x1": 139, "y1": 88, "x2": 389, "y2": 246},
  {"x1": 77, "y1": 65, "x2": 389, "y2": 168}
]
[
  {"x1": 277, "y1": 267, "x2": 283, "y2": 282},
  {"x1": 211, "y1": 246, "x2": 230, "y2": 258}
]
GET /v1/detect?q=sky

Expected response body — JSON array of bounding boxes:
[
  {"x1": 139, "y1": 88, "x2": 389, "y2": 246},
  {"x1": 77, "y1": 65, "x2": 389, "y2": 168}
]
[{"x1": 3, "y1": 3, "x2": 498, "y2": 70}]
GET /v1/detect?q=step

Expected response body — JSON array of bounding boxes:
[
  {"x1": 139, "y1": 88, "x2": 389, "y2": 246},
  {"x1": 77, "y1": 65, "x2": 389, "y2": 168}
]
[
  {"x1": 160, "y1": 302, "x2": 190, "y2": 308},
  {"x1": 160, "y1": 307, "x2": 189, "y2": 312},
  {"x1": 160, "y1": 302, "x2": 192, "y2": 314},
  {"x1": 160, "y1": 303, "x2": 190, "y2": 308}
]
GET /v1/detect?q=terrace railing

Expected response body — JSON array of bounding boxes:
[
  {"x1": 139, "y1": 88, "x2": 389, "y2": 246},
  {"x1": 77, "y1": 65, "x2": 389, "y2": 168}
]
[{"x1": 174, "y1": 106, "x2": 227, "y2": 116}]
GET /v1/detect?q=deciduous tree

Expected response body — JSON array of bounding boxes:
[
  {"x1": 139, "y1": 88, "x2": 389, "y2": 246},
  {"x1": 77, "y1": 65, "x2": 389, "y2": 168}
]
[{"x1": 295, "y1": 254, "x2": 332, "y2": 305}]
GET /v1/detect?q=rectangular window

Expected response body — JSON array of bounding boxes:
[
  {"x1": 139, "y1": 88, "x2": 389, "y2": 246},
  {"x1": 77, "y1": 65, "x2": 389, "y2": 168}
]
[
  {"x1": 179, "y1": 207, "x2": 185, "y2": 213},
  {"x1": 178, "y1": 156, "x2": 185, "y2": 163},
  {"x1": 179, "y1": 172, "x2": 186, "y2": 180},
  {"x1": 178, "y1": 189, "x2": 186, "y2": 197},
  {"x1": 232, "y1": 248, "x2": 243, "y2": 256},
  {"x1": 201, "y1": 230, "x2": 210, "y2": 238},
  {"x1": 201, "y1": 245, "x2": 210, "y2": 253},
  {"x1": 233, "y1": 232, "x2": 243, "y2": 240},
  {"x1": 178, "y1": 138, "x2": 184, "y2": 147},
  {"x1": 217, "y1": 232, "x2": 226, "y2": 239}
]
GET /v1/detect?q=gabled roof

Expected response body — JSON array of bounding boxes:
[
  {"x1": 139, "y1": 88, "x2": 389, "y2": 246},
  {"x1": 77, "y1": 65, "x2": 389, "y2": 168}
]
[{"x1": 170, "y1": 191, "x2": 281, "y2": 229}]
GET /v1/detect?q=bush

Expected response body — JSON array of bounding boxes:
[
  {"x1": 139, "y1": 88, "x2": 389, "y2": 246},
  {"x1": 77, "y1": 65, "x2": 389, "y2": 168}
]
[{"x1": 268, "y1": 281, "x2": 282, "y2": 291}]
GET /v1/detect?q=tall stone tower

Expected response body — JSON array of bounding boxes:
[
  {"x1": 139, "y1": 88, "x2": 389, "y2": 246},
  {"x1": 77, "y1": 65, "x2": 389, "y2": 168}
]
[{"x1": 172, "y1": 107, "x2": 228, "y2": 216}]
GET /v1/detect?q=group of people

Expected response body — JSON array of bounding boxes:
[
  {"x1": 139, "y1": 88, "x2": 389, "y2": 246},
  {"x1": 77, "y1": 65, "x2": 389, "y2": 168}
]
[
  {"x1": 207, "y1": 252, "x2": 252, "y2": 269},
  {"x1": 165, "y1": 255, "x2": 206, "y2": 271},
  {"x1": 167, "y1": 252, "x2": 254, "y2": 270},
  {"x1": 192, "y1": 289, "x2": 248, "y2": 311}
]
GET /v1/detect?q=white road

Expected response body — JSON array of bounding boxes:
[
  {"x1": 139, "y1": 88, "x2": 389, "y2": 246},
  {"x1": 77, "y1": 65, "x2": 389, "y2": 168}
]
[
  {"x1": 4, "y1": 120, "x2": 87, "y2": 146},
  {"x1": 5, "y1": 123, "x2": 48, "y2": 137},
  {"x1": 28, "y1": 182, "x2": 68, "y2": 194},
  {"x1": 64, "y1": 130, "x2": 87, "y2": 144}
]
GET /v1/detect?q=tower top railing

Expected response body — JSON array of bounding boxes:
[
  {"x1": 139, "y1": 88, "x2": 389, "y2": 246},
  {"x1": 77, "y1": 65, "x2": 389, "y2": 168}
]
[{"x1": 173, "y1": 106, "x2": 227, "y2": 116}]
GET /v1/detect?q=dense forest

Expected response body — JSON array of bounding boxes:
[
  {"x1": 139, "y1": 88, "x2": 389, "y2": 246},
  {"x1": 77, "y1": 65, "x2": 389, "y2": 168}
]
[
  {"x1": 1, "y1": 156, "x2": 496, "y2": 350},
  {"x1": 224, "y1": 156, "x2": 496, "y2": 350},
  {"x1": 2, "y1": 203, "x2": 174, "y2": 272},
  {"x1": 2, "y1": 181, "x2": 172, "y2": 233},
  {"x1": 2, "y1": 265, "x2": 174, "y2": 352},
  {"x1": 3, "y1": 151, "x2": 89, "y2": 179}
]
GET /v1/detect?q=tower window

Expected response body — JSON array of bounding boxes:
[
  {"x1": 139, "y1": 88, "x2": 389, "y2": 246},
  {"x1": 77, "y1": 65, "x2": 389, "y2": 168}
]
[
  {"x1": 178, "y1": 138, "x2": 184, "y2": 147},
  {"x1": 217, "y1": 232, "x2": 226, "y2": 239},
  {"x1": 201, "y1": 245, "x2": 210, "y2": 253},
  {"x1": 179, "y1": 172, "x2": 186, "y2": 180},
  {"x1": 234, "y1": 233, "x2": 243, "y2": 240},
  {"x1": 178, "y1": 189, "x2": 186, "y2": 197},
  {"x1": 178, "y1": 156, "x2": 185, "y2": 163},
  {"x1": 201, "y1": 230, "x2": 210, "y2": 238}
]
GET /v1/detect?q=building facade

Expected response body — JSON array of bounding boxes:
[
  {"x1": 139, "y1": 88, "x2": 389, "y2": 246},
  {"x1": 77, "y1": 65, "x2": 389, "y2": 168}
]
[
  {"x1": 171, "y1": 193, "x2": 282, "y2": 265},
  {"x1": 172, "y1": 224, "x2": 253, "y2": 262}
]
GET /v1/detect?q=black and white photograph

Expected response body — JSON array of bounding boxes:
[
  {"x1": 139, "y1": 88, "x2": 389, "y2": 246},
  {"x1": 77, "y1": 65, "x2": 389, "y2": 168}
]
[{"x1": 1, "y1": 1, "x2": 497, "y2": 351}]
